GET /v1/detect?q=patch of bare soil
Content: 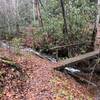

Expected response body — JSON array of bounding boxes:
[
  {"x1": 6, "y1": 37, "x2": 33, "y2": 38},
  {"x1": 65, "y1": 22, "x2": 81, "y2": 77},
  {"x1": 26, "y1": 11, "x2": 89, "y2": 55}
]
[{"x1": 0, "y1": 48, "x2": 94, "y2": 100}]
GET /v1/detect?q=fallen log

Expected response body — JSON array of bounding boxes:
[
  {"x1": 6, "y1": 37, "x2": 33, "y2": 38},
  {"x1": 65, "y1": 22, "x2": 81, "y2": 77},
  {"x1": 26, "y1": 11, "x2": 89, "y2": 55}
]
[
  {"x1": 49, "y1": 41, "x2": 93, "y2": 50},
  {"x1": 56, "y1": 50, "x2": 100, "y2": 69},
  {"x1": 21, "y1": 48, "x2": 57, "y2": 62},
  {"x1": 0, "y1": 57, "x2": 22, "y2": 72}
]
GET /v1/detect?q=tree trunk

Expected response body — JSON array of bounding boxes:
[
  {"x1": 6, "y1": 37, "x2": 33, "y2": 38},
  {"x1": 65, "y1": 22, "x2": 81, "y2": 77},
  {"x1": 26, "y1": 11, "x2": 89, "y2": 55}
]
[
  {"x1": 91, "y1": 23, "x2": 97, "y2": 50},
  {"x1": 60, "y1": 0, "x2": 68, "y2": 42},
  {"x1": 35, "y1": 0, "x2": 43, "y2": 28}
]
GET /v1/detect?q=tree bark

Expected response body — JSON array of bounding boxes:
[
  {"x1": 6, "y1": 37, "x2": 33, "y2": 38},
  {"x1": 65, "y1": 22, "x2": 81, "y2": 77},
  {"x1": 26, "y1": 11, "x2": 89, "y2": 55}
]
[
  {"x1": 35, "y1": 0, "x2": 44, "y2": 28},
  {"x1": 60, "y1": 0, "x2": 68, "y2": 42},
  {"x1": 91, "y1": 23, "x2": 97, "y2": 50}
]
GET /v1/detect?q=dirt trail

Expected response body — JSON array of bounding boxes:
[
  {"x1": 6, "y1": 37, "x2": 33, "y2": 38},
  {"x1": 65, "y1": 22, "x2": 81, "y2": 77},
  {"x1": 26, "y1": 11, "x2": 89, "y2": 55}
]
[{"x1": 0, "y1": 48, "x2": 93, "y2": 100}]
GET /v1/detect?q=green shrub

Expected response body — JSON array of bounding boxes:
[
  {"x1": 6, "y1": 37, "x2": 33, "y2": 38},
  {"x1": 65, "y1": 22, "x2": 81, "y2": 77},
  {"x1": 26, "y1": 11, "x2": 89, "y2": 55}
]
[
  {"x1": 42, "y1": 0, "x2": 96, "y2": 43},
  {"x1": 11, "y1": 38, "x2": 22, "y2": 55}
]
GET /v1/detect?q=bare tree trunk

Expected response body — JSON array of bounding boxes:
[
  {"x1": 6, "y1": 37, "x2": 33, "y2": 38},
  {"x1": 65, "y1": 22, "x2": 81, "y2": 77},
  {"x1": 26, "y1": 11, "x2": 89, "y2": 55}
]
[
  {"x1": 35, "y1": 0, "x2": 43, "y2": 28},
  {"x1": 91, "y1": 23, "x2": 97, "y2": 50},
  {"x1": 94, "y1": 0, "x2": 100, "y2": 49},
  {"x1": 60, "y1": 0, "x2": 68, "y2": 42},
  {"x1": 3, "y1": 0, "x2": 11, "y2": 34},
  {"x1": 33, "y1": 0, "x2": 36, "y2": 25},
  {"x1": 15, "y1": 0, "x2": 20, "y2": 35}
]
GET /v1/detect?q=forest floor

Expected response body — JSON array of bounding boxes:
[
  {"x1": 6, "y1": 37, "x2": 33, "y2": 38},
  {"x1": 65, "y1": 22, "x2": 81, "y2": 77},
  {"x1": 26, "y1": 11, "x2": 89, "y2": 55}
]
[{"x1": 0, "y1": 48, "x2": 95, "y2": 100}]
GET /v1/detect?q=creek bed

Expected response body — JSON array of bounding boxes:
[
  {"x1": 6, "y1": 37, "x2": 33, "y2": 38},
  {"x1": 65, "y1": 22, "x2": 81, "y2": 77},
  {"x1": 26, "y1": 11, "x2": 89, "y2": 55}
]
[{"x1": 56, "y1": 60, "x2": 100, "y2": 99}]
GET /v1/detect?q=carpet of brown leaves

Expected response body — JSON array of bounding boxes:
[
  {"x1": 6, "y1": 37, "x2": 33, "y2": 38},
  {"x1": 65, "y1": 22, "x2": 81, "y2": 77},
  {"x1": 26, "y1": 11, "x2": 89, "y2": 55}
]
[{"x1": 0, "y1": 48, "x2": 94, "y2": 100}]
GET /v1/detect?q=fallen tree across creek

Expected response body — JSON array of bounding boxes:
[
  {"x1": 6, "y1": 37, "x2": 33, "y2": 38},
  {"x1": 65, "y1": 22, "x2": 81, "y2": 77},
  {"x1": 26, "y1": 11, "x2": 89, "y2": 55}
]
[{"x1": 55, "y1": 49, "x2": 100, "y2": 69}]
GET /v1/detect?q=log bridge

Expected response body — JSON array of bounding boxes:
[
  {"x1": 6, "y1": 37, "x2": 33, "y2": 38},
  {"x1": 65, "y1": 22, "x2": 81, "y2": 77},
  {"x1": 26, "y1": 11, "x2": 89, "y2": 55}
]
[
  {"x1": 55, "y1": 49, "x2": 100, "y2": 69},
  {"x1": 54, "y1": 49, "x2": 100, "y2": 86}
]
